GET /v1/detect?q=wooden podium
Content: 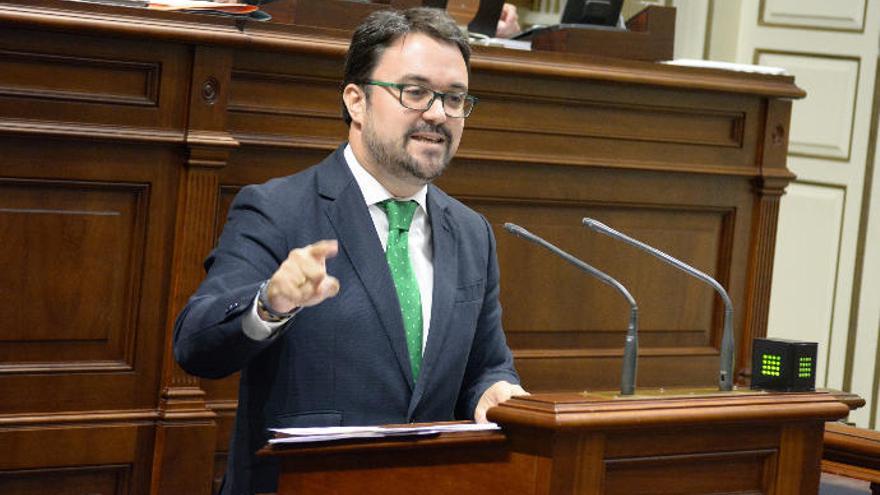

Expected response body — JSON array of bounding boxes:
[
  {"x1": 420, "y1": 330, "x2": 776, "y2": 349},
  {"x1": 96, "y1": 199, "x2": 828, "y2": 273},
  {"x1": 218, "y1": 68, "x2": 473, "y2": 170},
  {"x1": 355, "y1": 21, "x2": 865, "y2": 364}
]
[{"x1": 261, "y1": 390, "x2": 861, "y2": 494}]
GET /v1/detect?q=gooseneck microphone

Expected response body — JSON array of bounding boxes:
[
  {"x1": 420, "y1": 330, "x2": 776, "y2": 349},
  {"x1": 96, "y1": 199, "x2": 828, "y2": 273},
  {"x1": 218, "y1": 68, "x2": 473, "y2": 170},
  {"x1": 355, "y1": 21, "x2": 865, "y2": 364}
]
[
  {"x1": 582, "y1": 218, "x2": 735, "y2": 392},
  {"x1": 504, "y1": 223, "x2": 639, "y2": 396}
]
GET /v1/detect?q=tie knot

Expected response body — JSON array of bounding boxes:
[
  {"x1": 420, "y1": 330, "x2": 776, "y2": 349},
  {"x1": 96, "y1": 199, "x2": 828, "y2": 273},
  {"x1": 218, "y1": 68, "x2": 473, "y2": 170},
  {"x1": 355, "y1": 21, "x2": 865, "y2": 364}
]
[{"x1": 381, "y1": 199, "x2": 418, "y2": 232}]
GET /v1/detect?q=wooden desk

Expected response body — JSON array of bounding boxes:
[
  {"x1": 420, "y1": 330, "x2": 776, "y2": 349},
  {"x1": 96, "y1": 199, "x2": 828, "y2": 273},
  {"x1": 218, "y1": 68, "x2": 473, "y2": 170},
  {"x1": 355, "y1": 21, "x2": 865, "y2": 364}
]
[
  {"x1": 0, "y1": 1, "x2": 804, "y2": 493},
  {"x1": 823, "y1": 422, "x2": 880, "y2": 493},
  {"x1": 263, "y1": 390, "x2": 857, "y2": 494}
]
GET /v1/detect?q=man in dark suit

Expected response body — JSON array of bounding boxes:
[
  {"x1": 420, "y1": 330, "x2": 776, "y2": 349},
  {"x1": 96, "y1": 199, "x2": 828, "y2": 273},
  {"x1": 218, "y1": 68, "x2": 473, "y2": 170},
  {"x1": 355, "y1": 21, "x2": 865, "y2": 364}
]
[{"x1": 174, "y1": 7, "x2": 525, "y2": 495}]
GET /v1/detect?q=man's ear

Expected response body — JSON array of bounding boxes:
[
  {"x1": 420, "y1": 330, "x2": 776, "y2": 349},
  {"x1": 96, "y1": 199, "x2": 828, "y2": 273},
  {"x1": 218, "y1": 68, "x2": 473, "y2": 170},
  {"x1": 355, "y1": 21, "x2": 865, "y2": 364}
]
[{"x1": 342, "y1": 83, "x2": 367, "y2": 125}]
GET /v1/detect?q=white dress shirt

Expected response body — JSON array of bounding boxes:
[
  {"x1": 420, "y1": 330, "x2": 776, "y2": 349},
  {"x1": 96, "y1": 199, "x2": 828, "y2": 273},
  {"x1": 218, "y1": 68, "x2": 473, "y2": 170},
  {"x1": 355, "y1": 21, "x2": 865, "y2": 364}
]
[{"x1": 243, "y1": 144, "x2": 434, "y2": 351}]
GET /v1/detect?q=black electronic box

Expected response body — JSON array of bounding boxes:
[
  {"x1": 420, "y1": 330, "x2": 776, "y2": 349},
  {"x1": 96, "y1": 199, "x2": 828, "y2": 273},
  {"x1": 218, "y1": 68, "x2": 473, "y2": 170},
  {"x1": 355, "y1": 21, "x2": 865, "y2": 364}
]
[{"x1": 751, "y1": 338, "x2": 817, "y2": 392}]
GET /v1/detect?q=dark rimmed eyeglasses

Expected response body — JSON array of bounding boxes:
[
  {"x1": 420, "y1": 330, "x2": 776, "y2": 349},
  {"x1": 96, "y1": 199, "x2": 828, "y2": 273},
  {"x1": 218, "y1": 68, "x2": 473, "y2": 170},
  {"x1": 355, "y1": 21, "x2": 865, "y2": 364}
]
[{"x1": 362, "y1": 80, "x2": 477, "y2": 118}]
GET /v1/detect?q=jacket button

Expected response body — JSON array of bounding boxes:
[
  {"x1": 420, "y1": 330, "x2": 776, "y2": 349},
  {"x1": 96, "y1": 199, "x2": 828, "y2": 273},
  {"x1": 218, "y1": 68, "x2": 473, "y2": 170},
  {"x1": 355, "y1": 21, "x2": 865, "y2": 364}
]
[{"x1": 225, "y1": 302, "x2": 240, "y2": 314}]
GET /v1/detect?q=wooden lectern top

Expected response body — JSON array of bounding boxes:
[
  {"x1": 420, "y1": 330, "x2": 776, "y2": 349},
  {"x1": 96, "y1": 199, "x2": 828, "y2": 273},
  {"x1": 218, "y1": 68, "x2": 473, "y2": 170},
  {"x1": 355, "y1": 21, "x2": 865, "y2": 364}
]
[
  {"x1": 263, "y1": 390, "x2": 861, "y2": 495},
  {"x1": 489, "y1": 388, "x2": 860, "y2": 430}
]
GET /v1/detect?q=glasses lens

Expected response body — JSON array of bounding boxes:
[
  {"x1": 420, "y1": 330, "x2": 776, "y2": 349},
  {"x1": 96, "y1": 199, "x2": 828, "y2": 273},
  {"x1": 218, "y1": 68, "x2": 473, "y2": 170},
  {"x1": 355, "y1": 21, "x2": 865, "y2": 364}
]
[
  {"x1": 399, "y1": 85, "x2": 434, "y2": 110},
  {"x1": 442, "y1": 93, "x2": 467, "y2": 117},
  {"x1": 395, "y1": 84, "x2": 474, "y2": 118}
]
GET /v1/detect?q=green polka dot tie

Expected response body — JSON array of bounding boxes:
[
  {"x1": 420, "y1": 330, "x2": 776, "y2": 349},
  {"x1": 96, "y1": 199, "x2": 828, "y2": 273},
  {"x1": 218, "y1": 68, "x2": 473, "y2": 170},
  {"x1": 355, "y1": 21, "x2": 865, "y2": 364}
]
[{"x1": 381, "y1": 199, "x2": 423, "y2": 383}]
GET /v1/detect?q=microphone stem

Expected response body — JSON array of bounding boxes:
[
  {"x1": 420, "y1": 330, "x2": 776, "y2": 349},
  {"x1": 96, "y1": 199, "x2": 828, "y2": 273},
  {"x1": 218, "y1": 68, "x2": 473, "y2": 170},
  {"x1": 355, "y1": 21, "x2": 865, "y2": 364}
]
[
  {"x1": 622, "y1": 307, "x2": 638, "y2": 395},
  {"x1": 583, "y1": 218, "x2": 735, "y2": 391},
  {"x1": 504, "y1": 223, "x2": 639, "y2": 396},
  {"x1": 721, "y1": 306, "x2": 734, "y2": 390}
]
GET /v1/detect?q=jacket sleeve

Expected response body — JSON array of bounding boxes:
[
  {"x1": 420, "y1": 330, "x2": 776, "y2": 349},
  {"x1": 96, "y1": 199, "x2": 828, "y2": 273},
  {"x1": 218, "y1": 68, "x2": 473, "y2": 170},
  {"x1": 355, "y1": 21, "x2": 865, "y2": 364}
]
[
  {"x1": 172, "y1": 184, "x2": 291, "y2": 379},
  {"x1": 456, "y1": 215, "x2": 520, "y2": 419}
]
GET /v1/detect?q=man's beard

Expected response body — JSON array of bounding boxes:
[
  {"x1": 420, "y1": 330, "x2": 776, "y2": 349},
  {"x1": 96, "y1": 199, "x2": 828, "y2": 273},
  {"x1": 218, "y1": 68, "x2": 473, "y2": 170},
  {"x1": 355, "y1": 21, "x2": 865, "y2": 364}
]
[{"x1": 363, "y1": 118, "x2": 454, "y2": 184}]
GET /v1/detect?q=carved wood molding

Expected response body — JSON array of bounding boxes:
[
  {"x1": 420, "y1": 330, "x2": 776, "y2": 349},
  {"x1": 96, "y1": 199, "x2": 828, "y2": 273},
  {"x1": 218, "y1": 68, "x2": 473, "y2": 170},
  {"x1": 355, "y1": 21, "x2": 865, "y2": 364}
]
[
  {"x1": 741, "y1": 191, "x2": 781, "y2": 376},
  {"x1": 163, "y1": 167, "x2": 221, "y2": 387},
  {"x1": 158, "y1": 387, "x2": 217, "y2": 420},
  {"x1": 0, "y1": 117, "x2": 184, "y2": 143},
  {"x1": 186, "y1": 130, "x2": 239, "y2": 150},
  {"x1": 490, "y1": 391, "x2": 852, "y2": 430},
  {"x1": 206, "y1": 399, "x2": 237, "y2": 413},
  {"x1": 225, "y1": 134, "x2": 767, "y2": 176},
  {"x1": 0, "y1": 1, "x2": 806, "y2": 99},
  {"x1": 159, "y1": 46, "x2": 235, "y2": 422},
  {"x1": 472, "y1": 50, "x2": 806, "y2": 99},
  {"x1": 0, "y1": 409, "x2": 159, "y2": 426},
  {"x1": 0, "y1": 48, "x2": 161, "y2": 106},
  {"x1": 738, "y1": 98, "x2": 797, "y2": 380},
  {"x1": 153, "y1": 165, "x2": 222, "y2": 495}
]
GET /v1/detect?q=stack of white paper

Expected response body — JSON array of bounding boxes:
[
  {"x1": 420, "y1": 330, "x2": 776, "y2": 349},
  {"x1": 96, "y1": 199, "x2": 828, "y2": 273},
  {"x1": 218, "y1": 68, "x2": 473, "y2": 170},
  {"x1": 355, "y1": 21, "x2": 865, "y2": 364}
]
[
  {"x1": 268, "y1": 422, "x2": 500, "y2": 445},
  {"x1": 663, "y1": 59, "x2": 788, "y2": 76}
]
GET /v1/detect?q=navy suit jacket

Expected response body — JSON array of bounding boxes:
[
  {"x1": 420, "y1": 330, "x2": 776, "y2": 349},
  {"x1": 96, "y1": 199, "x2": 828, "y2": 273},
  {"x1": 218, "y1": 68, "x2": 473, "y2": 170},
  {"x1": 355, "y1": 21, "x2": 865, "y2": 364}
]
[{"x1": 173, "y1": 146, "x2": 519, "y2": 494}]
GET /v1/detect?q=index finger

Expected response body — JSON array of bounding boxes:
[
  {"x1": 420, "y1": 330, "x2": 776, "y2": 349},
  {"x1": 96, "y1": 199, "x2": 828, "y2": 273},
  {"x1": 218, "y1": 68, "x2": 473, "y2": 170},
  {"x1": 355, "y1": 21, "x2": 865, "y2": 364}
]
[{"x1": 305, "y1": 239, "x2": 339, "y2": 262}]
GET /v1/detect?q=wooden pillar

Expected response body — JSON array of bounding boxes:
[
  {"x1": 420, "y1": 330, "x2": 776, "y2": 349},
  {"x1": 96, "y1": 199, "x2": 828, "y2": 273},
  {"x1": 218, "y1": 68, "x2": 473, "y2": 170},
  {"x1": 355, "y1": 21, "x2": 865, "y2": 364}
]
[
  {"x1": 151, "y1": 46, "x2": 238, "y2": 495},
  {"x1": 741, "y1": 98, "x2": 796, "y2": 382}
]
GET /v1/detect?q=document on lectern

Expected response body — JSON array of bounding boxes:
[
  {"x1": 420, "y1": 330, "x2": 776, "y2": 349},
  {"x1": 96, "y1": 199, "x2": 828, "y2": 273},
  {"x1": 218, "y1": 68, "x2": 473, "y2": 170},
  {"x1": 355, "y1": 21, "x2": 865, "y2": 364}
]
[{"x1": 268, "y1": 422, "x2": 500, "y2": 445}]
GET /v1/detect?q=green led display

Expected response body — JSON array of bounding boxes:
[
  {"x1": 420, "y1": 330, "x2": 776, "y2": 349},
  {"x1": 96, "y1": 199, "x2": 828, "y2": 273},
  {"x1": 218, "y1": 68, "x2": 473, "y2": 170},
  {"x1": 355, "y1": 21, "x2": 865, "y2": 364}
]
[
  {"x1": 751, "y1": 338, "x2": 818, "y2": 391},
  {"x1": 761, "y1": 354, "x2": 782, "y2": 377},
  {"x1": 798, "y1": 356, "x2": 813, "y2": 378}
]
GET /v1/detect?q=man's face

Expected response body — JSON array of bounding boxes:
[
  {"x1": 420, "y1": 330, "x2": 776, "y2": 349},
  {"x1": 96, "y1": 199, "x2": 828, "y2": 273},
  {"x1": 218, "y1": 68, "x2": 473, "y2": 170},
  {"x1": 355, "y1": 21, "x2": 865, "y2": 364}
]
[{"x1": 358, "y1": 32, "x2": 468, "y2": 187}]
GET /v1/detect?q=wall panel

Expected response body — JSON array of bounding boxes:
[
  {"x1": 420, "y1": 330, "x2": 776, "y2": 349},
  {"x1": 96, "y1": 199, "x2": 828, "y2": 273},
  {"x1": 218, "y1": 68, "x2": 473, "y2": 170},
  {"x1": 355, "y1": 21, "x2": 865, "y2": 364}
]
[
  {"x1": 0, "y1": 423, "x2": 155, "y2": 495},
  {"x1": 757, "y1": 52, "x2": 859, "y2": 161},
  {"x1": 0, "y1": 180, "x2": 147, "y2": 371},
  {"x1": 761, "y1": 0, "x2": 867, "y2": 31},
  {"x1": 0, "y1": 27, "x2": 189, "y2": 135},
  {"x1": 767, "y1": 182, "x2": 845, "y2": 385}
]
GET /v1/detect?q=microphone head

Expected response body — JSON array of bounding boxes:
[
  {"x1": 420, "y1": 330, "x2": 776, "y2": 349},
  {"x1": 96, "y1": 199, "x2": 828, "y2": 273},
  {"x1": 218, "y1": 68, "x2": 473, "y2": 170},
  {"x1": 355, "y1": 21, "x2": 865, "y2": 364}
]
[
  {"x1": 503, "y1": 222, "x2": 529, "y2": 238},
  {"x1": 582, "y1": 217, "x2": 604, "y2": 231}
]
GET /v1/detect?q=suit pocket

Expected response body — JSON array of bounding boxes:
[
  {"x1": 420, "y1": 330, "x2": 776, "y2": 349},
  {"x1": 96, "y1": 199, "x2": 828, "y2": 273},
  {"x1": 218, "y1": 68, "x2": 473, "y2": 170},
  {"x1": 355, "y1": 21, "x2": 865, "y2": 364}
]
[
  {"x1": 270, "y1": 410, "x2": 343, "y2": 428},
  {"x1": 455, "y1": 280, "x2": 484, "y2": 303}
]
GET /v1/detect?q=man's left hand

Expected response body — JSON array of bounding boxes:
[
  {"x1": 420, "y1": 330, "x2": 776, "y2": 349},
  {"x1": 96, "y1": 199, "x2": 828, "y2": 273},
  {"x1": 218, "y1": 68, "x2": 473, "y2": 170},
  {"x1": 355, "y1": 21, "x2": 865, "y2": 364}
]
[{"x1": 474, "y1": 380, "x2": 529, "y2": 423}]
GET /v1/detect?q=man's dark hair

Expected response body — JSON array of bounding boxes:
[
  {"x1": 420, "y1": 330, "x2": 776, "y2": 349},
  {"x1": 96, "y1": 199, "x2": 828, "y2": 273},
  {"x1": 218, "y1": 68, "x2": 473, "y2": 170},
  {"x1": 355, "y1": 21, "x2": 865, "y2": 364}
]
[{"x1": 341, "y1": 7, "x2": 471, "y2": 125}]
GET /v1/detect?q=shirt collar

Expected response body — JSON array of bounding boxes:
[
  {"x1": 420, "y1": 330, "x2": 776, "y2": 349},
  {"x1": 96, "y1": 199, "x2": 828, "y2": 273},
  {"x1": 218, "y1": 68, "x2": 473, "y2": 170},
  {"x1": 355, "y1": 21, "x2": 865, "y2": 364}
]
[{"x1": 344, "y1": 144, "x2": 428, "y2": 213}]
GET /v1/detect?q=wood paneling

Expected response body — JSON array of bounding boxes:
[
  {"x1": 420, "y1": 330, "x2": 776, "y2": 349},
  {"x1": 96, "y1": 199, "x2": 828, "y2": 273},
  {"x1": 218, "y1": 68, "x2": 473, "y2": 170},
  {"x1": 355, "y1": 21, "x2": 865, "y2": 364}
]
[
  {"x1": 0, "y1": 49, "x2": 159, "y2": 106},
  {"x1": 0, "y1": 137, "x2": 177, "y2": 418},
  {"x1": 0, "y1": 423, "x2": 155, "y2": 495},
  {"x1": 0, "y1": 0, "x2": 802, "y2": 493},
  {"x1": 227, "y1": 50, "x2": 347, "y2": 147},
  {"x1": 273, "y1": 432, "x2": 537, "y2": 495},
  {"x1": 0, "y1": 424, "x2": 142, "y2": 470},
  {"x1": 0, "y1": 465, "x2": 130, "y2": 495},
  {"x1": 0, "y1": 179, "x2": 147, "y2": 369},
  {"x1": 0, "y1": 27, "x2": 189, "y2": 136},
  {"x1": 604, "y1": 449, "x2": 775, "y2": 494},
  {"x1": 481, "y1": 198, "x2": 734, "y2": 390}
]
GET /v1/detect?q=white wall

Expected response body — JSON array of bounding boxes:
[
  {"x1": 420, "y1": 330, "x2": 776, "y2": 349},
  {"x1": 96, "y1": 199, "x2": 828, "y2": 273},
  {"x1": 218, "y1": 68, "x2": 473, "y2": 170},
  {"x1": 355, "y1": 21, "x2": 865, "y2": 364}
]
[{"x1": 704, "y1": 0, "x2": 880, "y2": 429}]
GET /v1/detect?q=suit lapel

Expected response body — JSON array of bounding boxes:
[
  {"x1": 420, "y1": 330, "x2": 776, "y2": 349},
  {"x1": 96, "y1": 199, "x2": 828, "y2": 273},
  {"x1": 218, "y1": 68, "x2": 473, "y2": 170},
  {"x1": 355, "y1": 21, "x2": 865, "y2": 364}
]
[
  {"x1": 318, "y1": 149, "x2": 415, "y2": 390},
  {"x1": 408, "y1": 187, "x2": 457, "y2": 416}
]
